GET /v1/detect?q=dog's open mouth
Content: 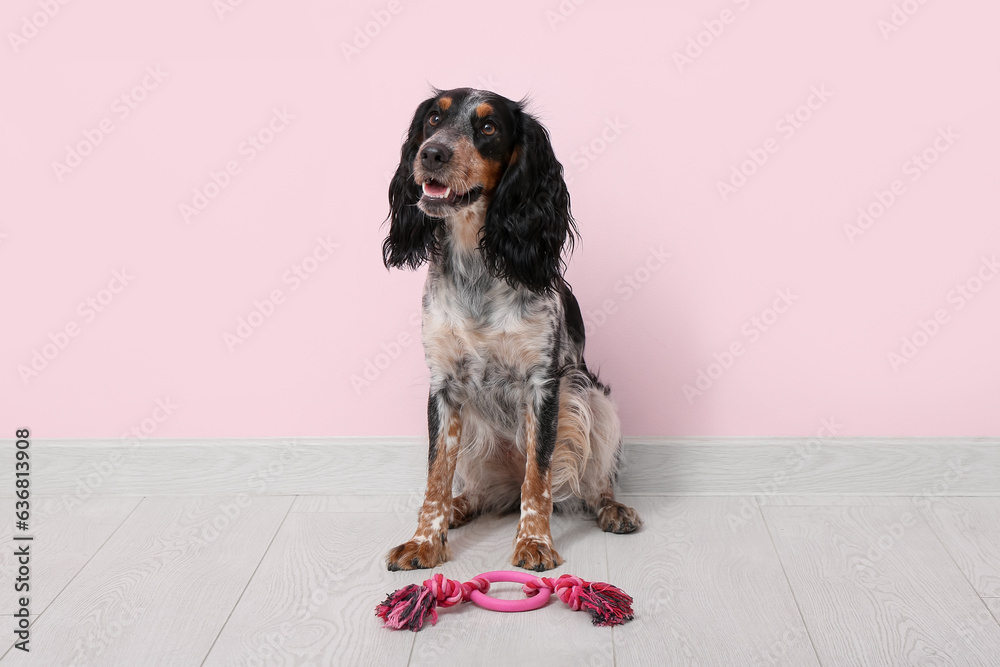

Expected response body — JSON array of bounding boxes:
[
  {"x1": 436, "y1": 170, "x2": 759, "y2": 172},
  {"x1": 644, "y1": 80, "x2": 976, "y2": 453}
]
[
  {"x1": 420, "y1": 179, "x2": 483, "y2": 208},
  {"x1": 422, "y1": 179, "x2": 453, "y2": 200}
]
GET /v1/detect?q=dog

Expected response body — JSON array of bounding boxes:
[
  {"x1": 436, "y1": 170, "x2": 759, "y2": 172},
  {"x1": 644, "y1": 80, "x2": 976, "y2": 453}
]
[{"x1": 382, "y1": 88, "x2": 640, "y2": 572}]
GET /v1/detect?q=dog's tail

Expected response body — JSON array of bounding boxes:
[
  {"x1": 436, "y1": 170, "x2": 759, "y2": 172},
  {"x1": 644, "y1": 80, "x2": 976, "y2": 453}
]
[{"x1": 550, "y1": 368, "x2": 622, "y2": 504}]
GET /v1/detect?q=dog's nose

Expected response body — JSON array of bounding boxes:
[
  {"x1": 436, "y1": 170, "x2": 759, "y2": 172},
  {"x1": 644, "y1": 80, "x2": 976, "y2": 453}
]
[{"x1": 420, "y1": 143, "x2": 451, "y2": 171}]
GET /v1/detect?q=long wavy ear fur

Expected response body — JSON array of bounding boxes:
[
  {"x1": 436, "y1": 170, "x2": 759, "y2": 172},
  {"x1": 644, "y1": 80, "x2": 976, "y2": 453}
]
[
  {"x1": 481, "y1": 106, "x2": 577, "y2": 293},
  {"x1": 383, "y1": 97, "x2": 439, "y2": 270}
]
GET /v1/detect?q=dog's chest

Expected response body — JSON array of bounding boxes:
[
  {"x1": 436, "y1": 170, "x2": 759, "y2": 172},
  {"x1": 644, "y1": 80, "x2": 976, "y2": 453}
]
[{"x1": 422, "y1": 277, "x2": 555, "y2": 398}]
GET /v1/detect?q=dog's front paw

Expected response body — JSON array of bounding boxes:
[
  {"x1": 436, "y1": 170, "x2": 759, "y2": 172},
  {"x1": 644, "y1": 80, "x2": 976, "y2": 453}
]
[
  {"x1": 386, "y1": 536, "x2": 450, "y2": 571},
  {"x1": 597, "y1": 501, "x2": 642, "y2": 534},
  {"x1": 512, "y1": 538, "x2": 563, "y2": 572}
]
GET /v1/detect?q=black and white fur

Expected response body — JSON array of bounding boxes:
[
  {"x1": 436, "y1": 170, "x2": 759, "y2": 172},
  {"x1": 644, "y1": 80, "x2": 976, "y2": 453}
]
[{"x1": 383, "y1": 88, "x2": 640, "y2": 572}]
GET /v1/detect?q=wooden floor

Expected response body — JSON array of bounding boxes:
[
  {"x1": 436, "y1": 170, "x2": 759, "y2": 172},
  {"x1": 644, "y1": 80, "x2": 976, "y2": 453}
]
[{"x1": 3, "y1": 495, "x2": 999, "y2": 666}]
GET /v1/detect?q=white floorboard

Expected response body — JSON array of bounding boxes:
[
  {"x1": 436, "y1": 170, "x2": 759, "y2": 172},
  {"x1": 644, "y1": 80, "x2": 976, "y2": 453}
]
[
  {"x1": 608, "y1": 496, "x2": 819, "y2": 666},
  {"x1": 202, "y1": 511, "x2": 418, "y2": 666},
  {"x1": 5, "y1": 494, "x2": 1000, "y2": 665},
  {"x1": 0, "y1": 496, "x2": 292, "y2": 666},
  {"x1": 917, "y1": 497, "x2": 1000, "y2": 597},
  {"x1": 763, "y1": 505, "x2": 1000, "y2": 665},
  {"x1": 0, "y1": 497, "x2": 141, "y2": 614},
  {"x1": 291, "y1": 493, "x2": 423, "y2": 513}
]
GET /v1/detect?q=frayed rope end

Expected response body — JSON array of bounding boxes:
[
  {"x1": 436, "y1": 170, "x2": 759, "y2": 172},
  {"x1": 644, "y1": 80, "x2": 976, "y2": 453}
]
[
  {"x1": 375, "y1": 583, "x2": 438, "y2": 632},
  {"x1": 576, "y1": 582, "x2": 635, "y2": 627},
  {"x1": 530, "y1": 575, "x2": 635, "y2": 627},
  {"x1": 376, "y1": 573, "x2": 483, "y2": 631}
]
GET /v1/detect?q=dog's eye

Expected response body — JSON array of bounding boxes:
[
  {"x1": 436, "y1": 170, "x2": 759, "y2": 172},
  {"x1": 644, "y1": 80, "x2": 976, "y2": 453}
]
[
  {"x1": 428, "y1": 113, "x2": 441, "y2": 127},
  {"x1": 482, "y1": 122, "x2": 496, "y2": 136}
]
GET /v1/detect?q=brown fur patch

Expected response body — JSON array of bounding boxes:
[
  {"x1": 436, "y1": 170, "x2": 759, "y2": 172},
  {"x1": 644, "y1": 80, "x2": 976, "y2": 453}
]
[
  {"x1": 438, "y1": 96, "x2": 452, "y2": 110},
  {"x1": 477, "y1": 158, "x2": 504, "y2": 193},
  {"x1": 386, "y1": 413, "x2": 461, "y2": 570},
  {"x1": 446, "y1": 204, "x2": 484, "y2": 254},
  {"x1": 476, "y1": 102, "x2": 493, "y2": 118},
  {"x1": 451, "y1": 136, "x2": 504, "y2": 195},
  {"x1": 512, "y1": 407, "x2": 563, "y2": 571}
]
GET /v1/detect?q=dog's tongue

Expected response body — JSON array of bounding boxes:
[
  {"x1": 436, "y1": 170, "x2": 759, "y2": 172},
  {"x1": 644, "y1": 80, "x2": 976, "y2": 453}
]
[{"x1": 424, "y1": 180, "x2": 449, "y2": 197}]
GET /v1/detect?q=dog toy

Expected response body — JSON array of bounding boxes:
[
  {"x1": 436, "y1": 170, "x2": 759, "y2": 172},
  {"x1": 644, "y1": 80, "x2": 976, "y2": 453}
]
[{"x1": 375, "y1": 570, "x2": 634, "y2": 631}]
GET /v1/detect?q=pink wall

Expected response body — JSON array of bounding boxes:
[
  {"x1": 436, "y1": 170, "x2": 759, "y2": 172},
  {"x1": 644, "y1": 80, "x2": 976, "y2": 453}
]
[{"x1": 3, "y1": 0, "x2": 998, "y2": 438}]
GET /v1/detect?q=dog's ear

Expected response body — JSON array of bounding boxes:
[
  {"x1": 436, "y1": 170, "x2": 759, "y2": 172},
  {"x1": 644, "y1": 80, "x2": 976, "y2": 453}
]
[
  {"x1": 481, "y1": 107, "x2": 577, "y2": 293},
  {"x1": 383, "y1": 96, "x2": 440, "y2": 270}
]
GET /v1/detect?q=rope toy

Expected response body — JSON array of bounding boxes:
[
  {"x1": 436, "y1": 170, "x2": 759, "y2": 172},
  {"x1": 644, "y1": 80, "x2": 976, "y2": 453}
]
[{"x1": 375, "y1": 570, "x2": 634, "y2": 631}]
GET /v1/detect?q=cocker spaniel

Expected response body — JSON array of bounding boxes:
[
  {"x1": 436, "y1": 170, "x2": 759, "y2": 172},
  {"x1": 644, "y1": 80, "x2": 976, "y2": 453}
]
[{"x1": 382, "y1": 87, "x2": 640, "y2": 572}]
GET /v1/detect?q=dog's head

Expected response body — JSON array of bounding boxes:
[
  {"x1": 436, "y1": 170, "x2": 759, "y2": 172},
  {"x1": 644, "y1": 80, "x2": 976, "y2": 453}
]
[{"x1": 383, "y1": 87, "x2": 576, "y2": 293}]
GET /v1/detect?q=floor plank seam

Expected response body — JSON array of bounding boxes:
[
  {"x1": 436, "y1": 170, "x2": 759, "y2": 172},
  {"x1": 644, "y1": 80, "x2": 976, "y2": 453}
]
[
  {"x1": 603, "y1": 528, "x2": 616, "y2": 667},
  {"x1": 198, "y1": 497, "x2": 296, "y2": 667},
  {"x1": 914, "y1": 501, "x2": 1000, "y2": 635},
  {"x1": 404, "y1": 620, "x2": 418, "y2": 667},
  {"x1": 914, "y1": 507, "x2": 995, "y2": 608},
  {"x1": 755, "y1": 496, "x2": 825, "y2": 667},
  {"x1": 0, "y1": 496, "x2": 147, "y2": 664},
  {"x1": 985, "y1": 601, "x2": 1000, "y2": 630}
]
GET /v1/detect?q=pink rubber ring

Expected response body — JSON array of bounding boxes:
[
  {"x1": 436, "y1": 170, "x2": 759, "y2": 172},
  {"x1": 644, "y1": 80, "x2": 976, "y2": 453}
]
[{"x1": 468, "y1": 571, "x2": 553, "y2": 612}]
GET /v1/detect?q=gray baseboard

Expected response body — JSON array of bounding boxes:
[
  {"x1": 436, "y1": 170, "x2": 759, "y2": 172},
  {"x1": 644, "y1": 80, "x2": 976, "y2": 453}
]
[{"x1": 3, "y1": 436, "x2": 997, "y2": 498}]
